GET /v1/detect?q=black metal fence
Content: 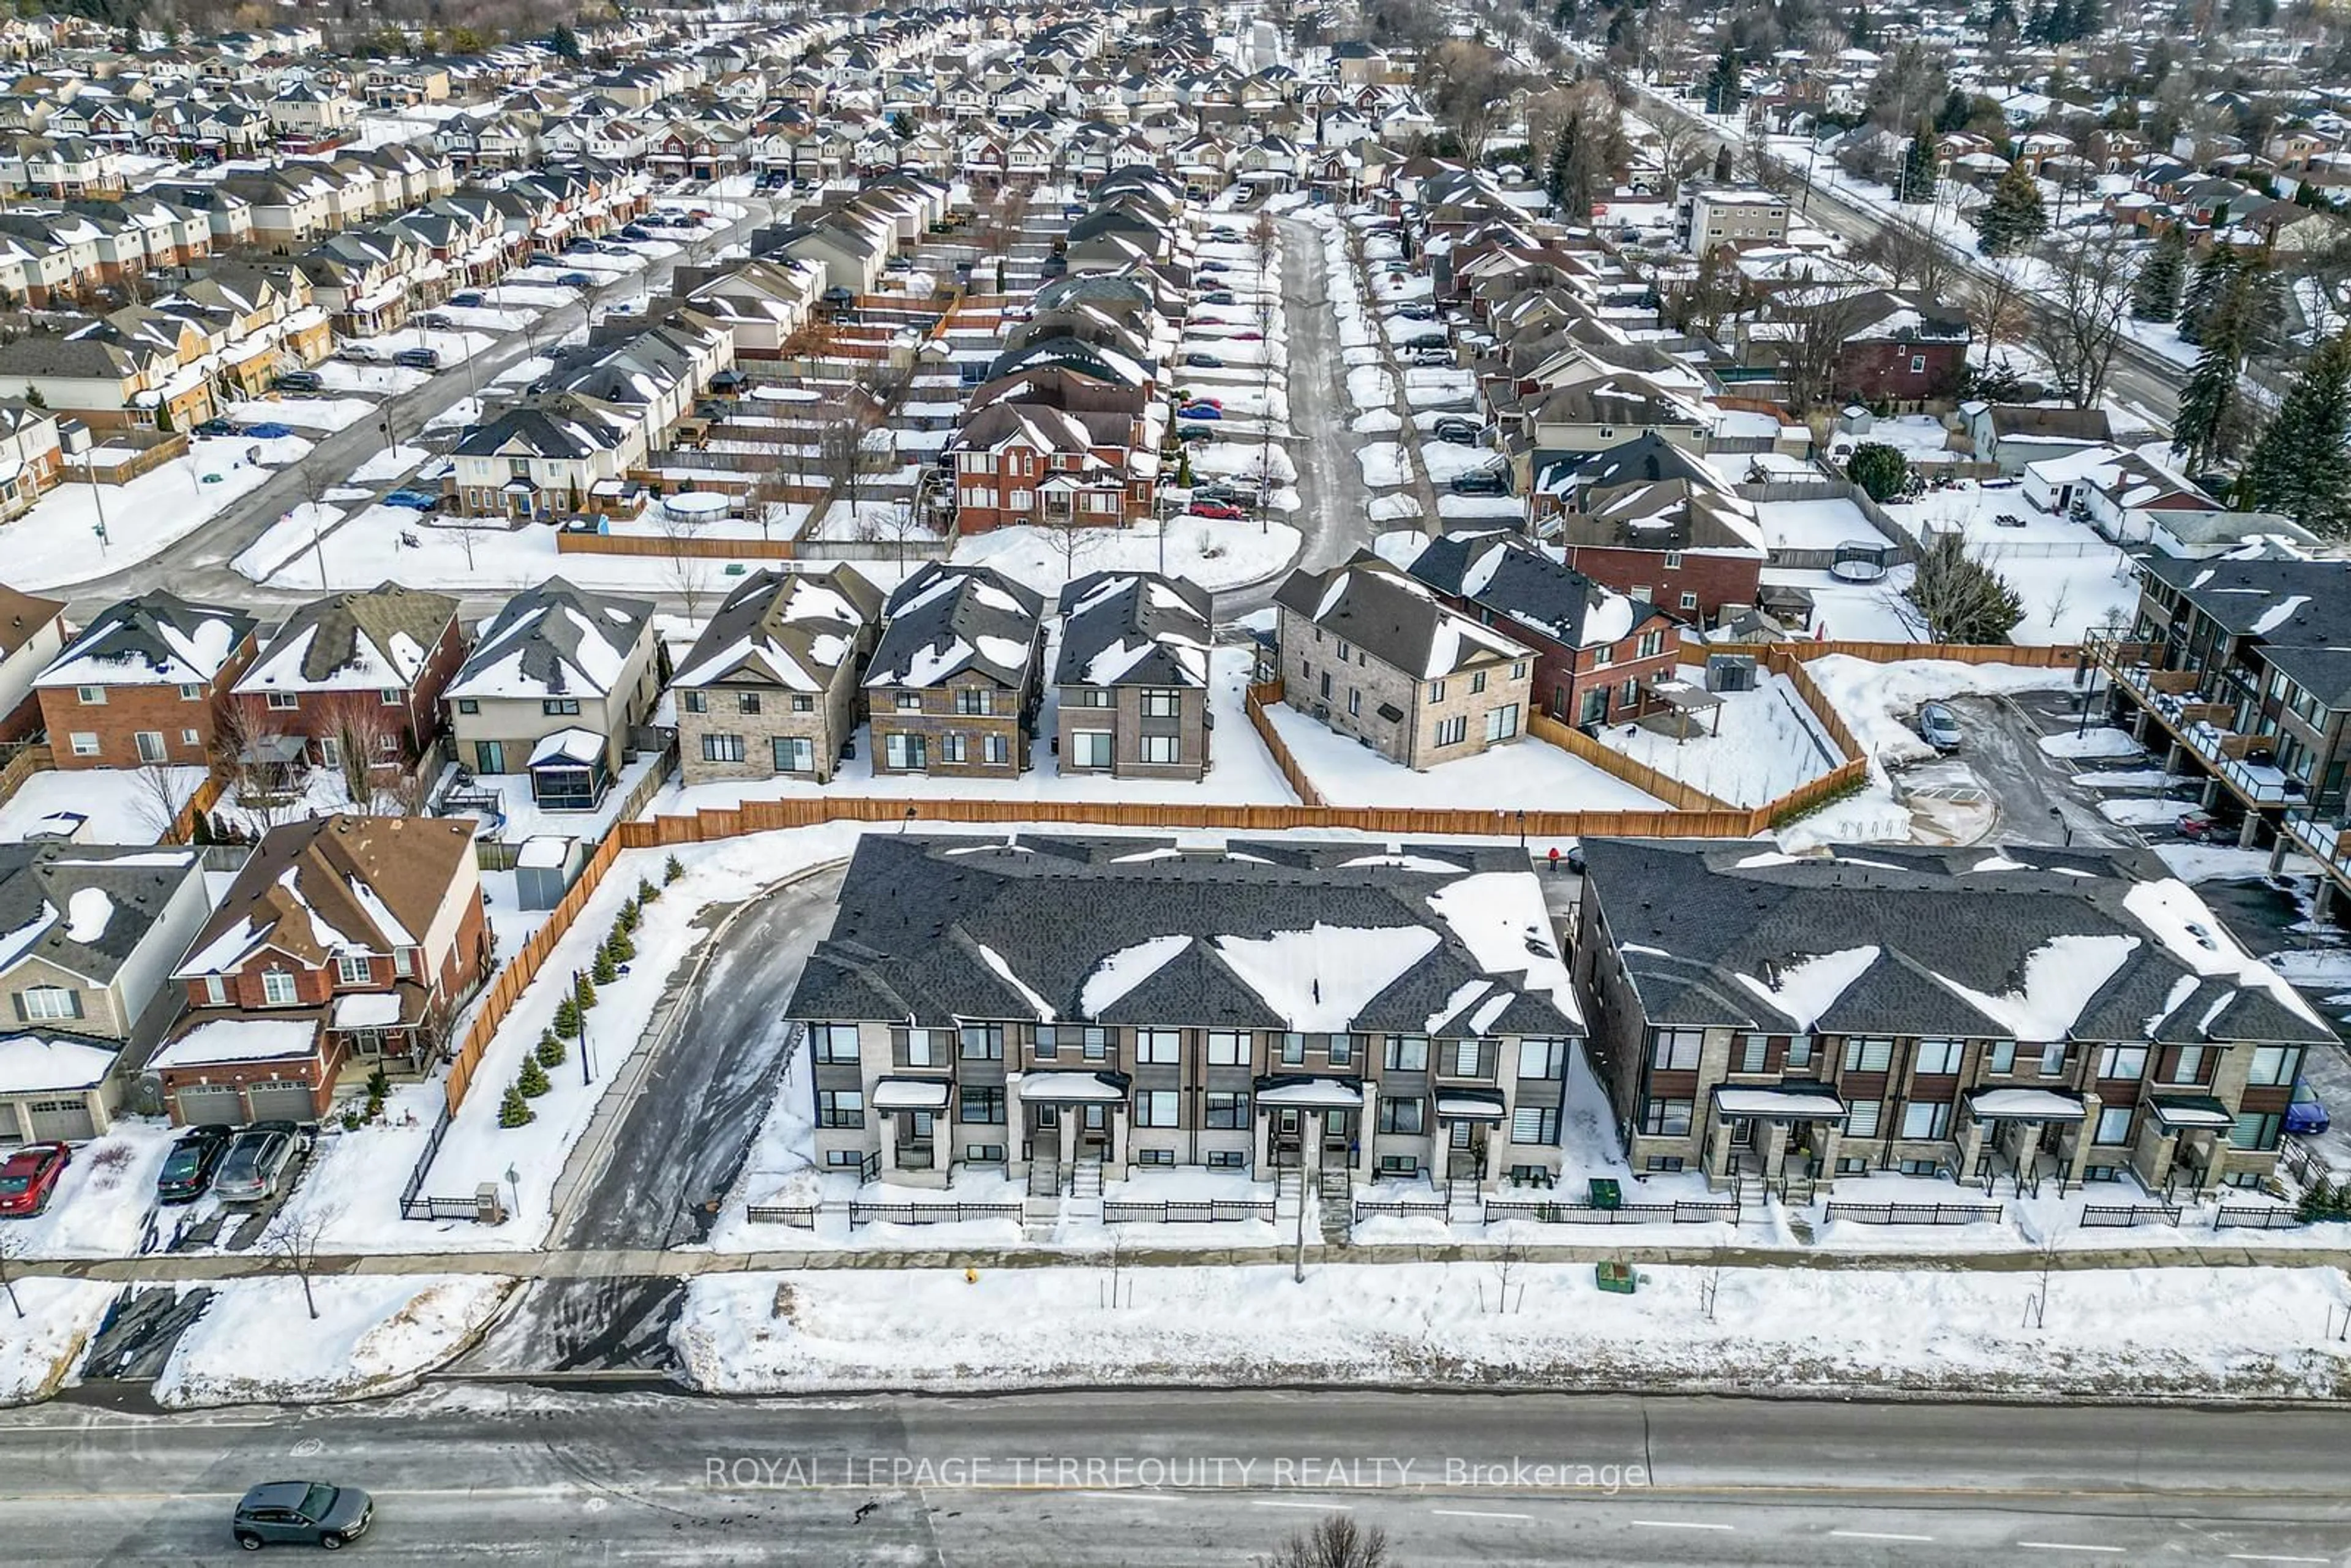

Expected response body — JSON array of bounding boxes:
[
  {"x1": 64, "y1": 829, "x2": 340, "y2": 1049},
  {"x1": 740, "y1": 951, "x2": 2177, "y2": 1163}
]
[
  {"x1": 2213, "y1": 1203, "x2": 2304, "y2": 1231},
  {"x1": 1102, "y1": 1199, "x2": 1277, "y2": 1225},
  {"x1": 1823, "y1": 1201, "x2": 2004, "y2": 1226},
  {"x1": 1482, "y1": 1198, "x2": 1739, "y2": 1225},
  {"x1": 848, "y1": 1201, "x2": 1022, "y2": 1229},
  {"x1": 397, "y1": 1103, "x2": 482, "y2": 1223},
  {"x1": 744, "y1": 1203, "x2": 820, "y2": 1228},
  {"x1": 1352, "y1": 1195, "x2": 1453, "y2": 1224},
  {"x1": 2080, "y1": 1202, "x2": 2184, "y2": 1229}
]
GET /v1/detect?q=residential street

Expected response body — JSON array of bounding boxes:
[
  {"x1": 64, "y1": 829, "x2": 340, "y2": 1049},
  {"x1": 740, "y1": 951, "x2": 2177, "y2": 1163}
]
[
  {"x1": 50, "y1": 195, "x2": 777, "y2": 626},
  {"x1": 6, "y1": 1388, "x2": 2349, "y2": 1563},
  {"x1": 461, "y1": 863, "x2": 846, "y2": 1372}
]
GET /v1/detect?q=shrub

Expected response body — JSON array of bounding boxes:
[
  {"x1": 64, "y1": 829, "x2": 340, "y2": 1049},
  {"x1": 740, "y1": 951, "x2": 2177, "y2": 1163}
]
[
  {"x1": 574, "y1": 974, "x2": 598, "y2": 1010},
  {"x1": 606, "y1": 925, "x2": 635, "y2": 963},
  {"x1": 1845, "y1": 441, "x2": 1910, "y2": 501},
  {"x1": 536, "y1": 1027, "x2": 568, "y2": 1067},
  {"x1": 553, "y1": 996, "x2": 581, "y2": 1038},
  {"x1": 342, "y1": 1109, "x2": 365, "y2": 1132},
  {"x1": 516, "y1": 1056, "x2": 551, "y2": 1098},
  {"x1": 637, "y1": 876, "x2": 658, "y2": 905},
  {"x1": 591, "y1": 948, "x2": 618, "y2": 986},
  {"x1": 498, "y1": 1086, "x2": 535, "y2": 1127},
  {"x1": 664, "y1": 854, "x2": 684, "y2": 884}
]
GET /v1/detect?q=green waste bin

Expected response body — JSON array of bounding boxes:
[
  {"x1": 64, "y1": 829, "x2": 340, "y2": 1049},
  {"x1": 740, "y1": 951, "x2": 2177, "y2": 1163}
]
[
  {"x1": 1589, "y1": 1178, "x2": 1622, "y2": 1210},
  {"x1": 1595, "y1": 1261, "x2": 1636, "y2": 1295}
]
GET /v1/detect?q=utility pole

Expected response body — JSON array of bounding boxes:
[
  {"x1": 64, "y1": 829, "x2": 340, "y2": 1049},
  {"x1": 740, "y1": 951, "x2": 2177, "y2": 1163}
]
[{"x1": 575, "y1": 969, "x2": 594, "y2": 1087}]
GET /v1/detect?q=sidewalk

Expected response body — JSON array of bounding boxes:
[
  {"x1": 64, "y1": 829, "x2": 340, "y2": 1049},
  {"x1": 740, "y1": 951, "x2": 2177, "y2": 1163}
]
[{"x1": 20, "y1": 1237, "x2": 2350, "y2": 1284}]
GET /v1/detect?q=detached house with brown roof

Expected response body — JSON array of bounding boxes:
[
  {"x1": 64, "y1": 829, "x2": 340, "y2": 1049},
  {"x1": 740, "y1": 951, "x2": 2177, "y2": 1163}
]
[
  {"x1": 154, "y1": 814, "x2": 489, "y2": 1123},
  {"x1": 228, "y1": 583, "x2": 463, "y2": 778}
]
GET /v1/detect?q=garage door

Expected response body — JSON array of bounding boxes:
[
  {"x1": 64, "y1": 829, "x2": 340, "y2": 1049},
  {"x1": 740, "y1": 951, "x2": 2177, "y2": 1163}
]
[
  {"x1": 245, "y1": 1082, "x2": 318, "y2": 1124},
  {"x1": 23, "y1": 1097, "x2": 94, "y2": 1142},
  {"x1": 173, "y1": 1084, "x2": 247, "y2": 1126}
]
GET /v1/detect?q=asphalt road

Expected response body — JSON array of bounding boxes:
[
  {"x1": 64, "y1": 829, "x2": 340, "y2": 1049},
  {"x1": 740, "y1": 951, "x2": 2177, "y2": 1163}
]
[
  {"x1": 9, "y1": 1387, "x2": 2351, "y2": 1564},
  {"x1": 53, "y1": 193, "x2": 778, "y2": 625},
  {"x1": 462, "y1": 864, "x2": 844, "y2": 1372},
  {"x1": 1940, "y1": 689, "x2": 2138, "y2": 849},
  {"x1": 1216, "y1": 214, "x2": 1367, "y2": 621}
]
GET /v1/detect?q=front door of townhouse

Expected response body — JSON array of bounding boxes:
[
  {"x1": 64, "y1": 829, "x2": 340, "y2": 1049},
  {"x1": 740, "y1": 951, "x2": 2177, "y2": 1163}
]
[
  {"x1": 1270, "y1": 1108, "x2": 1303, "y2": 1168},
  {"x1": 1322, "y1": 1108, "x2": 1353, "y2": 1155},
  {"x1": 1078, "y1": 1105, "x2": 1109, "y2": 1154}
]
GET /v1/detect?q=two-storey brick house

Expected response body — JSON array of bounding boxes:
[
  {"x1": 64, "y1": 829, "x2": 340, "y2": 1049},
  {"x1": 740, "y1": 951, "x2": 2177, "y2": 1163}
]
[
  {"x1": 786, "y1": 835, "x2": 1584, "y2": 1193},
  {"x1": 153, "y1": 814, "x2": 490, "y2": 1123},
  {"x1": 1272, "y1": 552, "x2": 1534, "y2": 770},
  {"x1": 33, "y1": 591, "x2": 258, "y2": 773},
  {"x1": 673, "y1": 565, "x2": 884, "y2": 786},
  {"x1": 443, "y1": 579, "x2": 658, "y2": 808},
  {"x1": 1573, "y1": 839, "x2": 2331, "y2": 1198},
  {"x1": 228, "y1": 583, "x2": 464, "y2": 775},
  {"x1": 864, "y1": 563, "x2": 1044, "y2": 778},
  {"x1": 1406, "y1": 533, "x2": 1681, "y2": 730},
  {"x1": 1052, "y1": 571, "x2": 1213, "y2": 782}
]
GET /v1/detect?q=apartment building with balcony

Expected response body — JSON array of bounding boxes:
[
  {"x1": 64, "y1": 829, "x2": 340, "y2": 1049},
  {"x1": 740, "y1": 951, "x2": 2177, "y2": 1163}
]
[
  {"x1": 1573, "y1": 838, "x2": 2330, "y2": 1199},
  {"x1": 784, "y1": 835, "x2": 1583, "y2": 1193}
]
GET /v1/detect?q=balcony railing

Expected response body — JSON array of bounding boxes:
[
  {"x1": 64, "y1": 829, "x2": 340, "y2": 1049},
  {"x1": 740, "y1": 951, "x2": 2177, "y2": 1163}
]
[
  {"x1": 2092, "y1": 643, "x2": 2305, "y2": 810},
  {"x1": 2282, "y1": 810, "x2": 2351, "y2": 880}
]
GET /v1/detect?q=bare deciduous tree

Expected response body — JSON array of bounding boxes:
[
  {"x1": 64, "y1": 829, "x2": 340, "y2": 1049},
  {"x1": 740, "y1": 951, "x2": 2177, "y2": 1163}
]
[
  {"x1": 1962, "y1": 266, "x2": 2031, "y2": 359},
  {"x1": 1768, "y1": 287, "x2": 1874, "y2": 413},
  {"x1": 1259, "y1": 1515, "x2": 1391, "y2": 1568},
  {"x1": 212, "y1": 703, "x2": 302, "y2": 833},
  {"x1": 129, "y1": 761, "x2": 195, "y2": 842},
  {"x1": 261, "y1": 1202, "x2": 338, "y2": 1322},
  {"x1": 653, "y1": 503, "x2": 715, "y2": 620},
  {"x1": 2042, "y1": 227, "x2": 2137, "y2": 410},
  {"x1": 0, "y1": 1226, "x2": 23, "y2": 1319},
  {"x1": 322, "y1": 694, "x2": 407, "y2": 812}
]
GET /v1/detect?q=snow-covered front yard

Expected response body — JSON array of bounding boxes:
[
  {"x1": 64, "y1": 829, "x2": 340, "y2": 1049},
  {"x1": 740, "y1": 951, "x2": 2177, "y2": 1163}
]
[
  {"x1": 4, "y1": 436, "x2": 290, "y2": 590},
  {"x1": 674, "y1": 1260, "x2": 2351, "y2": 1399},
  {"x1": 1263, "y1": 705, "x2": 1665, "y2": 812},
  {"x1": 0, "y1": 1280, "x2": 117, "y2": 1405},
  {"x1": 152, "y1": 1275, "x2": 514, "y2": 1408}
]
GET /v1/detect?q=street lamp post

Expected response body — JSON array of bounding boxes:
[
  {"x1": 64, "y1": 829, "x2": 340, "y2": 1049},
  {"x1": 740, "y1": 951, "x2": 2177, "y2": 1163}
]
[{"x1": 574, "y1": 969, "x2": 594, "y2": 1087}]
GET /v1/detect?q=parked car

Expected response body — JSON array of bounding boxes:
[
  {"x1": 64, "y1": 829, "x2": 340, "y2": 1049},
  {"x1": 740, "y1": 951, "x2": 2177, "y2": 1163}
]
[
  {"x1": 1231, "y1": 330, "x2": 1264, "y2": 341},
  {"x1": 334, "y1": 342, "x2": 384, "y2": 364},
  {"x1": 2287, "y1": 1080, "x2": 2331, "y2": 1136},
  {"x1": 1176, "y1": 424, "x2": 1219, "y2": 443},
  {"x1": 413, "y1": 312, "x2": 454, "y2": 331},
  {"x1": 391, "y1": 347, "x2": 440, "y2": 370},
  {"x1": 233, "y1": 1481, "x2": 374, "y2": 1551},
  {"x1": 273, "y1": 370, "x2": 324, "y2": 393},
  {"x1": 446, "y1": 290, "x2": 484, "y2": 307},
  {"x1": 213, "y1": 1123, "x2": 301, "y2": 1204},
  {"x1": 244, "y1": 422, "x2": 294, "y2": 441},
  {"x1": 157, "y1": 1124, "x2": 234, "y2": 1205},
  {"x1": 558, "y1": 272, "x2": 594, "y2": 288},
  {"x1": 1401, "y1": 331, "x2": 1449, "y2": 351},
  {"x1": 561, "y1": 236, "x2": 599, "y2": 253},
  {"x1": 1408, "y1": 347, "x2": 1453, "y2": 368},
  {"x1": 1189, "y1": 500, "x2": 1245, "y2": 520},
  {"x1": 1917, "y1": 702, "x2": 1962, "y2": 752},
  {"x1": 1184, "y1": 352, "x2": 1223, "y2": 368},
  {"x1": 1449, "y1": 468, "x2": 1510, "y2": 496},
  {"x1": 884, "y1": 255, "x2": 913, "y2": 272},
  {"x1": 1179, "y1": 403, "x2": 1222, "y2": 420},
  {"x1": 1198, "y1": 261, "x2": 1229, "y2": 274},
  {"x1": 382, "y1": 489, "x2": 440, "y2": 511},
  {"x1": 618, "y1": 225, "x2": 652, "y2": 241},
  {"x1": 2175, "y1": 807, "x2": 2227, "y2": 842},
  {"x1": 193, "y1": 418, "x2": 239, "y2": 438},
  {"x1": 1198, "y1": 290, "x2": 1235, "y2": 306},
  {"x1": 1431, "y1": 416, "x2": 1481, "y2": 444},
  {"x1": 1397, "y1": 304, "x2": 1437, "y2": 321},
  {"x1": 0, "y1": 1141, "x2": 67, "y2": 1217}
]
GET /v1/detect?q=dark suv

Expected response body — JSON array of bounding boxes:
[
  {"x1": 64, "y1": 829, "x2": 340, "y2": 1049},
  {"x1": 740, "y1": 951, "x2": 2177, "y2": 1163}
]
[
  {"x1": 233, "y1": 1480, "x2": 373, "y2": 1550},
  {"x1": 156, "y1": 1123, "x2": 234, "y2": 1204}
]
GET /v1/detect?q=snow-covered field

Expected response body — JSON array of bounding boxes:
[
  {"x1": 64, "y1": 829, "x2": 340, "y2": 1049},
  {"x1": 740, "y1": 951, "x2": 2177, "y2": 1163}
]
[
  {"x1": 1598, "y1": 670, "x2": 1848, "y2": 808},
  {"x1": 6, "y1": 437, "x2": 290, "y2": 590},
  {"x1": 152, "y1": 1275, "x2": 514, "y2": 1408},
  {"x1": 675, "y1": 1260, "x2": 2351, "y2": 1399},
  {"x1": 0, "y1": 1280, "x2": 117, "y2": 1405},
  {"x1": 0, "y1": 766, "x2": 206, "y2": 845},
  {"x1": 949, "y1": 516, "x2": 1300, "y2": 594},
  {"x1": 1264, "y1": 706, "x2": 1666, "y2": 812}
]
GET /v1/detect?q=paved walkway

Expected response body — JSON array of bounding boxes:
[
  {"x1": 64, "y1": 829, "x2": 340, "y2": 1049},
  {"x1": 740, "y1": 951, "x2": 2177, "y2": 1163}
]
[{"x1": 20, "y1": 1237, "x2": 2350, "y2": 1284}]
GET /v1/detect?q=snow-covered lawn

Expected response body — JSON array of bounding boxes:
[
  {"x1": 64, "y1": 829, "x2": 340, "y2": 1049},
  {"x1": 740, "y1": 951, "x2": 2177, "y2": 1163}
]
[
  {"x1": 1264, "y1": 705, "x2": 1667, "y2": 812},
  {"x1": 0, "y1": 766, "x2": 205, "y2": 844},
  {"x1": 1354, "y1": 442, "x2": 1413, "y2": 488},
  {"x1": 948, "y1": 515, "x2": 1302, "y2": 595},
  {"x1": 1597, "y1": 670, "x2": 1848, "y2": 808},
  {"x1": 1753, "y1": 496, "x2": 1891, "y2": 553},
  {"x1": 350, "y1": 443, "x2": 431, "y2": 483},
  {"x1": 230, "y1": 502, "x2": 353, "y2": 585},
  {"x1": 2, "y1": 1122, "x2": 174, "y2": 1258},
  {"x1": 227, "y1": 394, "x2": 378, "y2": 433},
  {"x1": 4, "y1": 440, "x2": 283, "y2": 590},
  {"x1": 152, "y1": 1275, "x2": 514, "y2": 1408},
  {"x1": 2101, "y1": 796, "x2": 2192, "y2": 826},
  {"x1": 673, "y1": 1260, "x2": 2351, "y2": 1398},
  {"x1": 0, "y1": 1280, "x2": 116, "y2": 1405},
  {"x1": 313, "y1": 361, "x2": 429, "y2": 397}
]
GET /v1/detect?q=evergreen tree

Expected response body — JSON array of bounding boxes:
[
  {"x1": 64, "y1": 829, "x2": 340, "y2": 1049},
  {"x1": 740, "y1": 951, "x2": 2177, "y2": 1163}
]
[
  {"x1": 1935, "y1": 87, "x2": 1971, "y2": 133},
  {"x1": 574, "y1": 973, "x2": 598, "y2": 1010},
  {"x1": 2131, "y1": 224, "x2": 2188, "y2": 321},
  {"x1": 1545, "y1": 112, "x2": 1579, "y2": 208},
  {"x1": 1985, "y1": 0, "x2": 2020, "y2": 36},
  {"x1": 547, "y1": 21, "x2": 581, "y2": 61},
  {"x1": 1971, "y1": 160, "x2": 2047, "y2": 255},
  {"x1": 606, "y1": 924, "x2": 635, "y2": 964},
  {"x1": 2242, "y1": 331, "x2": 2351, "y2": 536},
  {"x1": 2170, "y1": 266, "x2": 2272, "y2": 473},
  {"x1": 1705, "y1": 42, "x2": 1744, "y2": 116},
  {"x1": 592, "y1": 947, "x2": 618, "y2": 986},
  {"x1": 553, "y1": 995, "x2": 581, "y2": 1038},
  {"x1": 2044, "y1": 0, "x2": 2077, "y2": 40},
  {"x1": 2023, "y1": 0, "x2": 2051, "y2": 39},
  {"x1": 1897, "y1": 123, "x2": 1936, "y2": 203},
  {"x1": 1847, "y1": 2, "x2": 1872, "y2": 45},
  {"x1": 636, "y1": 876, "x2": 659, "y2": 906},
  {"x1": 517, "y1": 1056, "x2": 551, "y2": 1098},
  {"x1": 2297, "y1": 1176, "x2": 2335, "y2": 1225},
  {"x1": 1712, "y1": 143, "x2": 1734, "y2": 181},
  {"x1": 664, "y1": 854, "x2": 684, "y2": 883},
  {"x1": 2071, "y1": 0, "x2": 2102, "y2": 33},
  {"x1": 498, "y1": 1085, "x2": 535, "y2": 1128},
  {"x1": 2176, "y1": 245, "x2": 2237, "y2": 345},
  {"x1": 535, "y1": 1027, "x2": 568, "y2": 1068}
]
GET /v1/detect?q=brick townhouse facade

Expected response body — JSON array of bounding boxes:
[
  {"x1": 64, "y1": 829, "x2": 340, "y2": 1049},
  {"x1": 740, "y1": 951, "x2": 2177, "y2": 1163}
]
[{"x1": 34, "y1": 591, "x2": 259, "y2": 771}]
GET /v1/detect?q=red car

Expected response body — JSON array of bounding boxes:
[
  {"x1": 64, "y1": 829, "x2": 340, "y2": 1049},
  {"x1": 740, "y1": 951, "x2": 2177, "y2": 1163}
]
[
  {"x1": 0, "y1": 1142, "x2": 69, "y2": 1217},
  {"x1": 1231, "y1": 331, "x2": 1265, "y2": 340},
  {"x1": 1189, "y1": 500, "x2": 1245, "y2": 520}
]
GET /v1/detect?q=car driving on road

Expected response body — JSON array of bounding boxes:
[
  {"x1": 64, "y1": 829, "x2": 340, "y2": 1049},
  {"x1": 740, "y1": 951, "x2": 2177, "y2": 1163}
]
[{"x1": 233, "y1": 1480, "x2": 373, "y2": 1551}]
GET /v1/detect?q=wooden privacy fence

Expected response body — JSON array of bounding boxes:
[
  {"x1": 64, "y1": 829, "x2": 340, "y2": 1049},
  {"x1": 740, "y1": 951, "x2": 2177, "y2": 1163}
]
[
  {"x1": 557, "y1": 530, "x2": 797, "y2": 560},
  {"x1": 443, "y1": 827, "x2": 625, "y2": 1114},
  {"x1": 1527, "y1": 710, "x2": 1737, "y2": 814}
]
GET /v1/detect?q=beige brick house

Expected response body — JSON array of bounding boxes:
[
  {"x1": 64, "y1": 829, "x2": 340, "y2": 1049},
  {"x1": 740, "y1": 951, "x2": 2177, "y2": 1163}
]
[
  {"x1": 673, "y1": 566, "x2": 884, "y2": 786},
  {"x1": 1272, "y1": 552, "x2": 1533, "y2": 770}
]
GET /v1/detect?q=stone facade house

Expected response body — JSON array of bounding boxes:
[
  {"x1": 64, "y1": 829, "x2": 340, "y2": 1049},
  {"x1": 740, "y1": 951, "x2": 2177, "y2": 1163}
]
[
  {"x1": 1052, "y1": 571, "x2": 1212, "y2": 782},
  {"x1": 1272, "y1": 552, "x2": 1534, "y2": 770},
  {"x1": 673, "y1": 565, "x2": 883, "y2": 786},
  {"x1": 864, "y1": 563, "x2": 1044, "y2": 778}
]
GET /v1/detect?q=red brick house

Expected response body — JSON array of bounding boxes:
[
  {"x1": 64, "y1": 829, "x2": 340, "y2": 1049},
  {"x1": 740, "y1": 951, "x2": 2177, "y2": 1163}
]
[
  {"x1": 1833, "y1": 291, "x2": 1968, "y2": 406},
  {"x1": 948, "y1": 401, "x2": 1150, "y2": 536},
  {"x1": 1553, "y1": 478, "x2": 1768, "y2": 629},
  {"x1": 151, "y1": 815, "x2": 490, "y2": 1124},
  {"x1": 1407, "y1": 532, "x2": 1682, "y2": 729},
  {"x1": 32, "y1": 591, "x2": 259, "y2": 771},
  {"x1": 228, "y1": 583, "x2": 465, "y2": 773}
]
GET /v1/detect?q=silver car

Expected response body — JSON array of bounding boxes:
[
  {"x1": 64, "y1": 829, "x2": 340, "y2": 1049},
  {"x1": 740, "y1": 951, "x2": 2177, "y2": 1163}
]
[
  {"x1": 1918, "y1": 702, "x2": 1962, "y2": 751},
  {"x1": 212, "y1": 1124, "x2": 298, "y2": 1204}
]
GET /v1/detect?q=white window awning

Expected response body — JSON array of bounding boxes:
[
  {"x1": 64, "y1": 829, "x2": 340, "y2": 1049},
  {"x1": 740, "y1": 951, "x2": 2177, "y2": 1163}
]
[
  {"x1": 1435, "y1": 1092, "x2": 1507, "y2": 1121},
  {"x1": 1256, "y1": 1078, "x2": 1363, "y2": 1110},
  {"x1": 1717, "y1": 1084, "x2": 1848, "y2": 1122},
  {"x1": 871, "y1": 1076, "x2": 950, "y2": 1111},
  {"x1": 1967, "y1": 1087, "x2": 2088, "y2": 1123},
  {"x1": 1016, "y1": 1071, "x2": 1128, "y2": 1105},
  {"x1": 2147, "y1": 1095, "x2": 2234, "y2": 1131}
]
